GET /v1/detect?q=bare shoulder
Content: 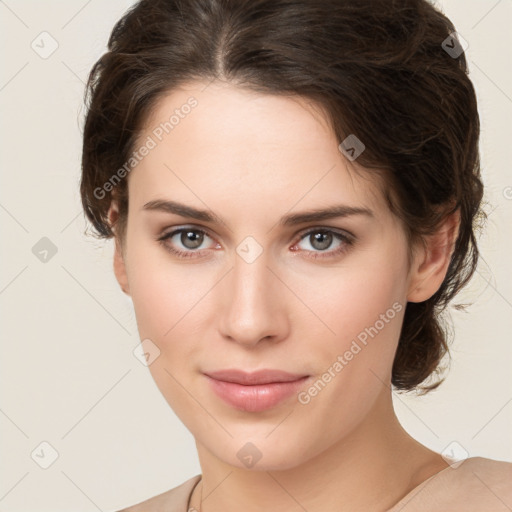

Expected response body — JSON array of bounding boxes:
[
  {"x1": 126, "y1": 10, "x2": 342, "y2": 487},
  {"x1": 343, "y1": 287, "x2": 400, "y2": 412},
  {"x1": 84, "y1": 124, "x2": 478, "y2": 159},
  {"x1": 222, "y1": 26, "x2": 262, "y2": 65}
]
[
  {"x1": 388, "y1": 456, "x2": 511, "y2": 512},
  {"x1": 458, "y1": 456, "x2": 512, "y2": 483},
  {"x1": 438, "y1": 457, "x2": 512, "y2": 510},
  {"x1": 114, "y1": 474, "x2": 202, "y2": 512}
]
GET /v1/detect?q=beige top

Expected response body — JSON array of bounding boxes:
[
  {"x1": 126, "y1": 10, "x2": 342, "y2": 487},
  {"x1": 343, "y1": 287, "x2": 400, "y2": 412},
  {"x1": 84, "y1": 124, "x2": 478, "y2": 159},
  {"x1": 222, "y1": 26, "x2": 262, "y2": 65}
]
[{"x1": 115, "y1": 457, "x2": 512, "y2": 512}]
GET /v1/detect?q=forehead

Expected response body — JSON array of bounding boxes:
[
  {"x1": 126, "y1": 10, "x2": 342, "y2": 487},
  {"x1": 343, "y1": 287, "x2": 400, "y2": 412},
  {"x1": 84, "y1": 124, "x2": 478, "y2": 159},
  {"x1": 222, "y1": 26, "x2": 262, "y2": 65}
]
[{"x1": 130, "y1": 80, "x2": 387, "y2": 215}]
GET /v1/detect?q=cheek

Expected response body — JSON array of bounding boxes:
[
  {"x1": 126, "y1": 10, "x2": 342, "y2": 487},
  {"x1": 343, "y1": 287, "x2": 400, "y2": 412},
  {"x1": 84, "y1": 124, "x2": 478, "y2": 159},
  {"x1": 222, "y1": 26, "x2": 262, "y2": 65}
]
[
  {"x1": 290, "y1": 253, "x2": 407, "y2": 351},
  {"x1": 290, "y1": 267, "x2": 406, "y2": 444},
  {"x1": 287, "y1": 248, "x2": 408, "y2": 414},
  {"x1": 125, "y1": 249, "x2": 214, "y2": 422},
  {"x1": 126, "y1": 239, "x2": 212, "y2": 338}
]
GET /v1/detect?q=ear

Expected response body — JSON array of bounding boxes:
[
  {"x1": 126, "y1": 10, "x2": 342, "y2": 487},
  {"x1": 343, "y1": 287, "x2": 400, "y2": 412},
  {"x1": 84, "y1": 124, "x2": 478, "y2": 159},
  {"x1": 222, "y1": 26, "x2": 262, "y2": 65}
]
[
  {"x1": 407, "y1": 209, "x2": 460, "y2": 303},
  {"x1": 107, "y1": 201, "x2": 130, "y2": 296}
]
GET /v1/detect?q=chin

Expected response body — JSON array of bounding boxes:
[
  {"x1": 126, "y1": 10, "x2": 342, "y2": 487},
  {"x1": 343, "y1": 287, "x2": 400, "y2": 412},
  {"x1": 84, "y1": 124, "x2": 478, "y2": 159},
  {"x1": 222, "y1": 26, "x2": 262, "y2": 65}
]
[{"x1": 209, "y1": 435, "x2": 313, "y2": 472}]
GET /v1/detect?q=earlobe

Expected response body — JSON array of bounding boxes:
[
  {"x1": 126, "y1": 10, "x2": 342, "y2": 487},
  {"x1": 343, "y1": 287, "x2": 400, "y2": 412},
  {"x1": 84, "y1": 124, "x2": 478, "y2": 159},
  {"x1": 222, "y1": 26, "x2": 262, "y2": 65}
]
[
  {"x1": 407, "y1": 209, "x2": 460, "y2": 303},
  {"x1": 108, "y1": 201, "x2": 131, "y2": 296}
]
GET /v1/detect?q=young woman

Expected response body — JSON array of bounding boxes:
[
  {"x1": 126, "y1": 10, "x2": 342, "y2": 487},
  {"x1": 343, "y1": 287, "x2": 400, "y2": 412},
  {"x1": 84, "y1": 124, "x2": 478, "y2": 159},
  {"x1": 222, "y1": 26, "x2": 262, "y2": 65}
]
[{"x1": 80, "y1": 0, "x2": 511, "y2": 510}]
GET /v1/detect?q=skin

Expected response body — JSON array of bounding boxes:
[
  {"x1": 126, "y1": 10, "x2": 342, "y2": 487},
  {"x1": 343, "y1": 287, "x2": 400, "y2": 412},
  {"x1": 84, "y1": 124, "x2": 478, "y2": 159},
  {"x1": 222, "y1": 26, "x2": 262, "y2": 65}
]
[{"x1": 110, "y1": 80, "x2": 459, "y2": 511}]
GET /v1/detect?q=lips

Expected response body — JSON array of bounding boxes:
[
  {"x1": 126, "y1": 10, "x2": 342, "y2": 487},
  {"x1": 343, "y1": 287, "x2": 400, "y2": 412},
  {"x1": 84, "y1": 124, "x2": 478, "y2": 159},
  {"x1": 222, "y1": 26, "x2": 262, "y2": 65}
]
[
  {"x1": 204, "y1": 369, "x2": 310, "y2": 412},
  {"x1": 204, "y1": 369, "x2": 308, "y2": 385}
]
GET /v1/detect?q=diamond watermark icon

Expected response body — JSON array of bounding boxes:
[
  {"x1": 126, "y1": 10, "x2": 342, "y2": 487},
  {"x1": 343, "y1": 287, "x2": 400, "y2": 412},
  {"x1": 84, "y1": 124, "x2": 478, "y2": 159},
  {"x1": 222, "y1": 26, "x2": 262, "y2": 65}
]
[
  {"x1": 338, "y1": 134, "x2": 365, "y2": 161},
  {"x1": 32, "y1": 237, "x2": 58, "y2": 263},
  {"x1": 31, "y1": 441, "x2": 59, "y2": 469},
  {"x1": 133, "y1": 338, "x2": 161, "y2": 366},
  {"x1": 236, "y1": 442, "x2": 263, "y2": 468},
  {"x1": 31, "y1": 31, "x2": 59, "y2": 59},
  {"x1": 441, "y1": 440, "x2": 469, "y2": 469},
  {"x1": 236, "y1": 236, "x2": 263, "y2": 264},
  {"x1": 441, "y1": 31, "x2": 468, "y2": 59}
]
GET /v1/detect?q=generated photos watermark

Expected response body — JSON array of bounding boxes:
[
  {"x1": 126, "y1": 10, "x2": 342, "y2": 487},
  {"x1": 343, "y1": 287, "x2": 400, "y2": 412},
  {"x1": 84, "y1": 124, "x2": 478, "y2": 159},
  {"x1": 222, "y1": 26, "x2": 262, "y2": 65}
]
[
  {"x1": 298, "y1": 301, "x2": 403, "y2": 405},
  {"x1": 93, "y1": 96, "x2": 198, "y2": 200}
]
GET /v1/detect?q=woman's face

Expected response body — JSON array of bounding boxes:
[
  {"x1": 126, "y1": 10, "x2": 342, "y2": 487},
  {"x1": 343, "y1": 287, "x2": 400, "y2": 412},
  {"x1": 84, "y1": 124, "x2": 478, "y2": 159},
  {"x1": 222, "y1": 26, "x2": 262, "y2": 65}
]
[{"x1": 114, "y1": 80, "x2": 419, "y2": 470}]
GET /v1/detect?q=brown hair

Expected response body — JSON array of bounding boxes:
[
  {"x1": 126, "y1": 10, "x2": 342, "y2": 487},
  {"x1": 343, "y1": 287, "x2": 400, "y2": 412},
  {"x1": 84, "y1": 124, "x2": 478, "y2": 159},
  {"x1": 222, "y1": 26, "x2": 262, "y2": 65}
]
[{"x1": 80, "y1": 0, "x2": 484, "y2": 393}]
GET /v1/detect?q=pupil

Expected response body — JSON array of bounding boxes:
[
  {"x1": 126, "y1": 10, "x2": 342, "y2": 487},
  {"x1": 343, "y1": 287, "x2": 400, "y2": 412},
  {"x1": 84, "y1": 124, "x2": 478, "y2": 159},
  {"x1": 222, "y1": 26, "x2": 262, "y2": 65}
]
[{"x1": 181, "y1": 230, "x2": 203, "y2": 249}]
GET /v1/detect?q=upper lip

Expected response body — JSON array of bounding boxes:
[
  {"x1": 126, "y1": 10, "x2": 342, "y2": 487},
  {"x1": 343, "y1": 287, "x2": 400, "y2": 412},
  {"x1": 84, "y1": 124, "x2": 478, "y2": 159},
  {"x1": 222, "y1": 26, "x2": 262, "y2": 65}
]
[{"x1": 204, "y1": 369, "x2": 308, "y2": 385}]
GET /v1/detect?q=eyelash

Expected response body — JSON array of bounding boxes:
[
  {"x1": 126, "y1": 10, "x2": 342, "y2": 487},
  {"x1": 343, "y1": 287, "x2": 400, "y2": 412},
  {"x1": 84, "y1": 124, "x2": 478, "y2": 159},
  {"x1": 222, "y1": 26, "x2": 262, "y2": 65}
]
[{"x1": 157, "y1": 226, "x2": 355, "y2": 260}]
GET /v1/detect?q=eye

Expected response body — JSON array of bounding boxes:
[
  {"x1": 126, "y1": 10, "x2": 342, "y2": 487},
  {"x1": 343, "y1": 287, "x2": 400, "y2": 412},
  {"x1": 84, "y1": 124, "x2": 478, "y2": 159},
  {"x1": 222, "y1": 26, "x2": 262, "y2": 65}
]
[
  {"x1": 292, "y1": 228, "x2": 354, "y2": 259},
  {"x1": 157, "y1": 226, "x2": 354, "y2": 260},
  {"x1": 158, "y1": 227, "x2": 219, "y2": 258}
]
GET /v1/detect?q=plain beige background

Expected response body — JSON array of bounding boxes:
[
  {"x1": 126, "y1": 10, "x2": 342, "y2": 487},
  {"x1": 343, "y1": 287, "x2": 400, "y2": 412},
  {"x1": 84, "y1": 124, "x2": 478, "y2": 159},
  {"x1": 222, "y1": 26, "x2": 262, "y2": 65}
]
[{"x1": 0, "y1": 0, "x2": 511, "y2": 510}]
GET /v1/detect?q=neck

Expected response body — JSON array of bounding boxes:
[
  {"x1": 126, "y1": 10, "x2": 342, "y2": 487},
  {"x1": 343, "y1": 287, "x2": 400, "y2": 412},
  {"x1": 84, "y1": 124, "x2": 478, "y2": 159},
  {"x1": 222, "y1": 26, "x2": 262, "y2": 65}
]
[{"x1": 190, "y1": 388, "x2": 447, "y2": 512}]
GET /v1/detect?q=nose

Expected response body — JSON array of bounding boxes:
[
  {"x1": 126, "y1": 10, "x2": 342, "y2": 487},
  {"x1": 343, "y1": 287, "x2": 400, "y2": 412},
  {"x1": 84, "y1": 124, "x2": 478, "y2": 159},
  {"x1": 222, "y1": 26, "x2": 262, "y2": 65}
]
[{"x1": 218, "y1": 249, "x2": 290, "y2": 347}]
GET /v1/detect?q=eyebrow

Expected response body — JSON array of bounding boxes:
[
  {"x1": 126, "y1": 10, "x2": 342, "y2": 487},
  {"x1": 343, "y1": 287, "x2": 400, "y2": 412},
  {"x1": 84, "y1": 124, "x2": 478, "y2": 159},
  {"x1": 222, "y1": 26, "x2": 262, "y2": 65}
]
[{"x1": 142, "y1": 199, "x2": 373, "y2": 227}]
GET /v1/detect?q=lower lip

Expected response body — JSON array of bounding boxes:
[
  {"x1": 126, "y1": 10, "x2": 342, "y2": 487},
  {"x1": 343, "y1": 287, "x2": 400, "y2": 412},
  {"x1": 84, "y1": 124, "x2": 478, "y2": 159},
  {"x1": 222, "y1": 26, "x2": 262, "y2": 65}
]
[{"x1": 206, "y1": 375, "x2": 310, "y2": 412}]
